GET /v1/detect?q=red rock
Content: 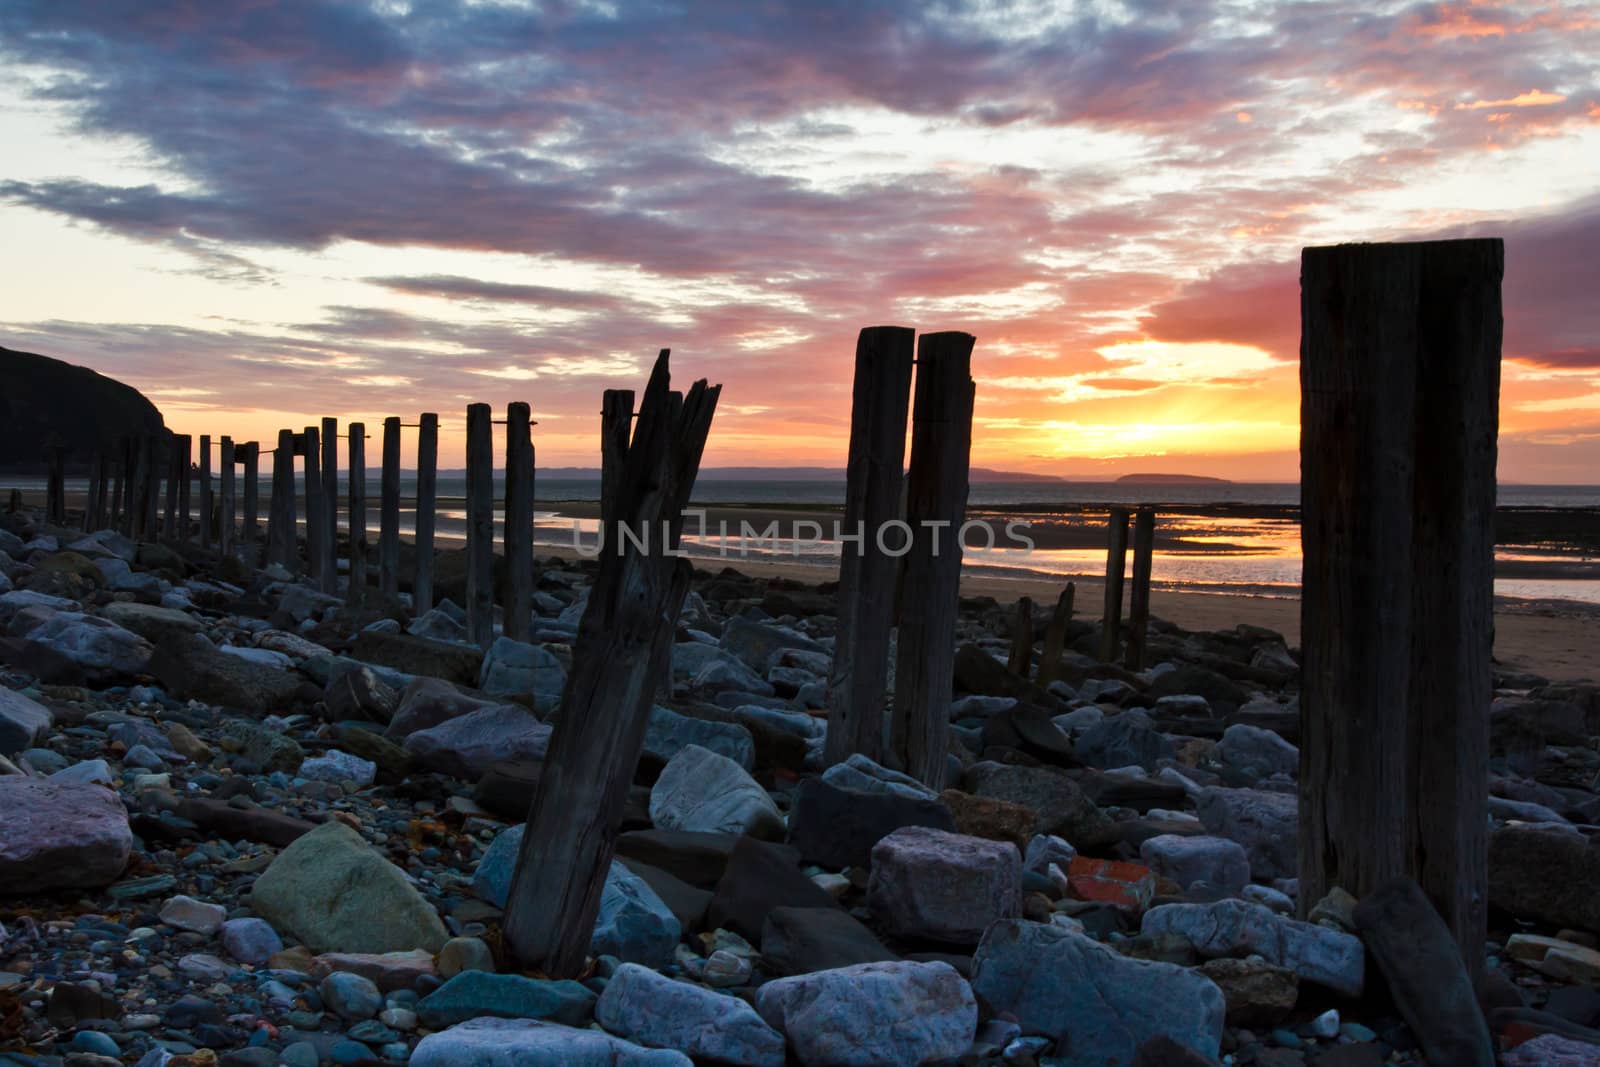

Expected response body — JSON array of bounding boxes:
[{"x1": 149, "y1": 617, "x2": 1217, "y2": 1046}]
[{"x1": 1067, "y1": 857, "x2": 1156, "y2": 912}]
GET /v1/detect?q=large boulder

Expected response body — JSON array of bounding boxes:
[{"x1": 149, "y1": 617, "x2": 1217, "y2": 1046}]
[
  {"x1": 719, "y1": 614, "x2": 827, "y2": 674},
  {"x1": 1489, "y1": 825, "x2": 1600, "y2": 932},
  {"x1": 247, "y1": 821, "x2": 448, "y2": 954},
  {"x1": 708, "y1": 837, "x2": 841, "y2": 944},
  {"x1": 760, "y1": 906, "x2": 898, "y2": 977},
  {"x1": 787, "y1": 777, "x2": 955, "y2": 871},
  {"x1": 1196, "y1": 787, "x2": 1297, "y2": 880},
  {"x1": 644, "y1": 705, "x2": 756, "y2": 770},
  {"x1": 1074, "y1": 714, "x2": 1175, "y2": 771},
  {"x1": 756, "y1": 960, "x2": 976, "y2": 1067},
  {"x1": 26, "y1": 611, "x2": 152, "y2": 680},
  {"x1": 411, "y1": 1018, "x2": 688, "y2": 1067},
  {"x1": 478, "y1": 637, "x2": 566, "y2": 712},
  {"x1": 1216, "y1": 723, "x2": 1298, "y2": 780},
  {"x1": 386, "y1": 677, "x2": 492, "y2": 739},
  {"x1": 404, "y1": 703, "x2": 552, "y2": 780},
  {"x1": 962, "y1": 761, "x2": 1113, "y2": 846},
  {"x1": 99, "y1": 601, "x2": 203, "y2": 643},
  {"x1": 0, "y1": 686, "x2": 52, "y2": 756},
  {"x1": 352, "y1": 630, "x2": 483, "y2": 686},
  {"x1": 149, "y1": 631, "x2": 304, "y2": 713},
  {"x1": 971, "y1": 919, "x2": 1225, "y2": 1063},
  {"x1": 649, "y1": 744, "x2": 783, "y2": 838},
  {"x1": 1138, "y1": 835, "x2": 1250, "y2": 895},
  {"x1": 417, "y1": 971, "x2": 596, "y2": 1029},
  {"x1": 0, "y1": 778, "x2": 131, "y2": 893},
  {"x1": 867, "y1": 826, "x2": 1022, "y2": 944},
  {"x1": 596, "y1": 963, "x2": 785, "y2": 1067},
  {"x1": 1142, "y1": 899, "x2": 1365, "y2": 997}
]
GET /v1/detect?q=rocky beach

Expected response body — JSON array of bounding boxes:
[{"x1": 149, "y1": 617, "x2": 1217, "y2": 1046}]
[{"x1": 1, "y1": 501, "x2": 1599, "y2": 1066}]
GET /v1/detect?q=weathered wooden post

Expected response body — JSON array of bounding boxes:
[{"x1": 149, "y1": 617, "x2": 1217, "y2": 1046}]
[
  {"x1": 348, "y1": 423, "x2": 368, "y2": 599},
  {"x1": 303, "y1": 425, "x2": 326, "y2": 586},
  {"x1": 824, "y1": 326, "x2": 915, "y2": 767},
  {"x1": 83, "y1": 450, "x2": 103, "y2": 531},
  {"x1": 114, "y1": 436, "x2": 132, "y2": 534},
  {"x1": 1299, "y1": 238, "x2": 1502, "y2": 982},
  {"x1": 319, "y1": 417, "x2": 338, "y2": 592},
  {"x1": 1098, "y1": 507, "x2": 1130, "y2": 661},
  {"x1": 1007, "y1": 596, "x2": 1035, "y2": 676},
  {"x1": 1037, "y1": 582, "x2": 1076, "y2": 688},
  {"x1": 380, "y1": 416, "x2": 402, "y2": 600},
  {"x1": 1124, "y1": 509, "x2": 1156, "y2": 670},
  {"x1": 414, "y1": 413, "x2": 439, "y2": 614},
  {"x1": 890, "y1": 331, "x2": 976, "y2": 789},
  {"x1": 220, "y1": 437, "x2": 236, "y2": 556},
  {"x1": 240, "y1": 442, "x2": 260, "y2": 546},
  {"x1": 176, "y1": 434, "x2": 192, "y2": 541},
  {"x1": 198, "y1": 434, "x2": 212, "y2": 549},
  {"x1": 504, "y1": 402, "x2": 535, "y2": 642},
  {"x1": 268, "y1": 429, "x2": 297, "y2": 571},
  {"x1": 45, "y1": 442, "x2": 66, "y2": 525},
  {"x1": 162, "y1": 436, "x2": 181, "y2": 540},
  {"x1": 465, "y1": 404, "x2": 495, "y2": 647},
  {"x1": 599, "y1": 389, "x2": 634, "y2": 550},
  {"x1": 503, "y1": 350, "x2": 719, "y2": 976},
  {"x1": 138, "y1": 434, "x2": 158, "y2": 539}
]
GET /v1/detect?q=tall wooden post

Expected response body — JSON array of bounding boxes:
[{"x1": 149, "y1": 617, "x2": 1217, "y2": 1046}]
[
  {"x1": 140, "y1": 434, "x2": 159, "y2": 539},
  {"x1": 503, "y1": 351, "x2": 719, "y2": 977},
  {"x1": 45, "y1": 443, "x2": 66, "y2": 525},
  {"x1": 268, "y1": 429, "x2": 297, "y2": 571},
  {"x1": 241, "y1": 442, "x2": 260, "y2": 546},
  {"x1": 114, "y1": 436, "x2": 131, "y2": 534},
  {"x1": 163, "y1": 437, "x2": 181, "y2": 540},
  {"x1": 320, "y1": 417, "x2": 338, "y2": 592},
  {"x1": 1007, "y1": 596, "x2": 1035, "y2": 676},
  {"x1": 504, "y1": 402, "x2": 535, "y2": 642},
  {"x1": 348, "y1": 423, "x2": 368, "y2": 599},
  {"x1": 198, "y1": 434, "x2": 212, "y2": 549},
  {"x1": 83, "y1": 451, "x2": 102, "y2": 531},
  {"x1": 414, "y1": 413, "x2": 439, "y2": 614},
  {"x1": 176, "y1": 434, "x2": 192, "y2": 541},
  {"x1": 890, "y1": 331, "x2": 976, "y2": 789},
  {"x1": 220, "y1": 437, "x2": 236, "y2": 556},
  {"x1": 303, "y1": 425, "x2": 326, "y2": 586},
  {"x1": 599, "y1": 389, "x2": 634, "y2": 551},
  {"x1": 1037, "y1": 582, "x2": 1076, "y2": 688},
  {"x1": 825, "y1": 326, "x2": 915, "y2": 768},
  {"x1": 1124, "y1": 509, "x2": 1156, "y2": 670},
  {"x1": 1299, "y1": 238, "x2": 1502, "y2": 982},
  {"x1": 465, "y1": 404, "x2": 495, "y2": 647},
  {"x1": 1099, "y1": 507, "x2": 1130, "y2": 661},
  {"x1": 380, "y1": 416, "x2": 402, "y2": 600}
]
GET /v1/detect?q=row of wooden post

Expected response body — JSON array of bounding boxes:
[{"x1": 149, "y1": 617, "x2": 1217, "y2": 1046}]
[{"x1": 1100, "y1": 506, "x2": 1157, "y2": 669}]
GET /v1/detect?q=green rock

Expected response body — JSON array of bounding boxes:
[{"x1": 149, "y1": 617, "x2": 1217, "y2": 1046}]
[
  {"x1": 221, "y1": 719, "x2": 305, "y2": 773},
  {"x1": 417, "y1": 971, "x2": 597, "y2": 1029},
  {"x1": 248, "y1": 821, "x2": 448, "y2": 954}
]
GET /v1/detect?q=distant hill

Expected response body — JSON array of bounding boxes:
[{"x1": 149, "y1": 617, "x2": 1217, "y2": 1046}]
[
  {"x1": 0, "y1": 346, "x2": 169, "y2": 474},
  {"x1": 525, "y1": 466, "x2": 1067, "y2": 483},
  {"x1": 1116, "y1": 473, "x2": 1234, "y2": 485}
]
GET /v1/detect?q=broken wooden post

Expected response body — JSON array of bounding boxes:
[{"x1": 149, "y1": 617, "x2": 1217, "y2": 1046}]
[
  {"x1": 83, "y1": 450, "x2": 103, "y2": 531},
  {"x1": 1099, "y1": 507, "x2": 1131, "y2": 661},
  {"x1": 413, "y1": 413, "x2": 439, "y2": 614},
  {"x1": 162, "y1": 436, "x2": 181, "y2": 540},
  {"x1": 319, "y1": 417, "x2": 338, "y2": 593},
  {"x1": 504, "y1": 401, "x2": 535, "y2": 643},
  {"x1": 465, "y1": 403, "x2": 494, "y2": 647},
  {"x1": 503, "y1": 350, "x2": 719, "y2": 977},
  {"x1": 890, "y1": 330, "x2": 976, "y2": 789},
  {"x1": 380, "y1": 416, "x2": 401, "y2": 600},
  {"x1": 348, "y1": 423, "x2": 368, "y2": 599},
  {"x1": 303, "y1": 425, "x2": 325, "y2": 586},
  {"x1": 46, "y1": 443, "x2": 66, "y2": 525},
  {"x1": 1007, "y1": 596, "x2": 1035, "y2": 677},
  {"x1": 268, "y1": 429, "x2": 297, "y2": 571},
  {"x1": 1124, "y1": 508, "x2": 1156, "y2": 670},
  {"x1": 114, "y1": 436, "x2": 131, "y2": 534},
  {"x1": 176, "y1": 434, "x2": 192, "y2": 541},
  {"x1": 1036, "y1": 581, "x2": 1076, "y2": 688},
  {"x1": 599, "y1": 388, "x2": 634, "y2": 549},
  {"x1": 824, "y1": 326, "x2": 915, "y2": 768},
  {"x1": 240, "y1": 442, "x2": 260, "y2": 546},
  {"x1": 138, "y1": 434, "x2": 158, "y2": 539},
  {"x1": 220, "y1": 437, "x2": 236, "y2": 557},
  {"x1": 1299, "y1": 238, "x2": 1502, "y2": 982},
  {"x1": 198, "y1": 434, "x2": 212, "y2": 549}
]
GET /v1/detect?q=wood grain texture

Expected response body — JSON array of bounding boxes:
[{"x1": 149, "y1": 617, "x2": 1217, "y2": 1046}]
[
  {"x1": 1124, "y1": 509, "x2": 1156, "y2": 670},
  {"x1": 504, "y1": 401, "x2": 535, "y2": 643},
  {"x1": 347, "y1": 423, "x2": 367, "y2": 599},
  {"x1": 413, "y1": 413, "x2": 439, "y2": 614},
  {"x1": 1099, "y1": 507, "x2": 1130, "y2": 661},
  {"x1": 465, "y1": 403, "x2": 495, "y2": 648},
  {"x1": 380, "y1": 416, "x2": 402, "y2": 600}
]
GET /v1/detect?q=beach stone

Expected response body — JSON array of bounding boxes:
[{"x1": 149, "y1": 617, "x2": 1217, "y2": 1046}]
[
  {"x1": 324, "y1": 666, "x2": 400, "y2": 724},
  {"x1": 417, "y1": 971, "x2": 597, "y2": 1029},
  {"x1": 150, "y1": 632, "x2": 304, "y2": 713},
  {"x1": 26, "y1": 611, "x2": 152, "y2": 678},
  {"x1": 691, "y1": 656, "x2": 776, "y2": 698},
  {"x1": 49, "y1": 757, "x2": 115, "y2": 786},
  {"x1": 786, "y1": 777, "x2": 955, "y2": 870},
  {"x1": 385, "y1": 677, "x2": 492, "y2": 739},
  {"x1": 1142, "y1": 899, "x2": 1364, "y2": 997},
  {"x1": 437, "y1": 936, "x2": 496, "y2": 978},
  {"x1": 1075, "y1": 714, "x2": 1176, "y2": 771},
  {"x1": 330, "y1": 723, "x2": 413, "y2": 778},
  {"x1": 1139, "y1": 834, "x2": 1251, "y2": 894},
  {"x1": 756, "y1": 960, "x2": 977, "y2": 1067},
  {"x1": 248, "y1": 820, "x2": 448, "y2": 954},
  {"x1": 472, "y1": 823, "x2": 526, "y2": 907},
  {"x1": 868, "y1": 826, "x2": 1022, "y2": 943},
  {"x1": 708, "y1": 836, "x2": 841, "y2": 944},
  {"x1": 322, "y1": 971, "x2": 384, "y2": 1019},
  {"x1": 645, "y1": 704, "x2": 756, "y2": 770},
  {"x1": 1198, "y1": 957, "x2": 1299, "y2": 1026},
  {"x1": 971, "y1": 919, "x2": 1225, "y2": 1062},
  {"x1": 596, "y1": 962, "x2": 785, "y2": 1067},
  {"x1": 822, "y1": 753, "x2": 939, "y2": 801},
  {"x1": 1489, "y1": 825, "x2": 1600, "y2": 932},
  {"x1": 720, "y1": 614, "x2": 827, "y2": 671},
  {"x1": 309, "y1": 948, "x2": 438, "y2": 991},
  {"x1": 352, "y1": 630, "x2": 484, "y2": 686},
  {"x1": 100, "y1": 601, "x2": 203, "y2": 643},
  {"x1": 593, "y1": 859, "x2": 682, "y2": 967},
  {"x1": 278, "y1": 583, "x2": 342, "y2": 622},
  {"x1": 962, "y1": 760, "x2": 1113, "y2": 845},
  {"x1": 220, "y1": 719, "x2": 305, "y2": 773},
  {"x1": 299, "y1": 749, "x2": 378, "y2": 787},
  {"x1": 404, "y1": 703, "x2": 551, "y2": 780},
  {"x1": 650, "y1": 743, "x2": 783, "y2": 838},
  {"x1": 939, "y1": 788, "x2": 1036, "y2": 849},
  {"x1": 761, "y1": 905, "x2": 898, "y2": 976},
  {"x1": 410, "y1": 1018, "x2": 688, "y2": 1067},
  {"x1": 0, "y1": 686, "x2": 52, "y2": 755},
  {"x1": 615, "y1": 829, "x2": 737, "y2": 888},
  {"x1": 619, "y1": 858, "x2": 712, "y2": 931},
  {"x1": 1217, "y1": 723, "x2": 1299, "y2": 780},
  {"x1": 1500, "y1": 1034, "x2": 1600, "y2": 1066},
  {"x1": 221, "y1": 917, "x2": 282, "y2": 964},
  {"x1": 1197, "y1": 786, "x2": 1297, "y2": 880},
  {"x1": 1066, "y1": 856, "x2": 1157, "y2": 912},
  {"x1": 478, "y1": 636, "x2": 566, "y2": 712},
  {"x1": 0, "y1": 777, "x2": 131, "y2": 893},
  {"x1": 218, "y1": 644, "x2": 295, "y2": 670},
  {"x1": 1146, "y1": 663, "x2": 1252, "y2": 712},
  {"x1": 159, "y1": 894, "x2": 227, "y2": 934}
]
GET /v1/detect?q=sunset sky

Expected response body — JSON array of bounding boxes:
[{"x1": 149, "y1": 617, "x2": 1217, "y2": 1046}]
[{"x1": 2, "y1": 0, "x2": 1597, "y2": 481}]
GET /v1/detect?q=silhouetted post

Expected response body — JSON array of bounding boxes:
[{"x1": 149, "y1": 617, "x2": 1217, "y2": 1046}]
[
  {"x1": 319, "y1": 417, "x2": 338, "y2": 591},
  {"x1": 1299, "y1": 238, "x2": 1502, "y2": 983},
  {"x1": 1037, "y1": 582, "x2": 1076, "y2": 688},
  {"x1": 45, "y1": 442, "x2": 66, "y2": 525},
  {"x1": 303, "y1": 425, "x2": 326, "y2": 587},
  {"x1": 414, "y1": 413, "x2": 439, "y2": 614},
  {"x1": 824, "y1": 327, "x2": 915, "y2": 768},
  {"x1": 220, "y1": 437, "x2": 236, "y2": 556},
  {"x1": 1007, "y1": 596, "x2": 1035, "y2": 676},
  {"x1": 504, "y1": 401, "x2": 535, "y2": 642},
  {"x1": 268, "y1": 429, "x2": 297, "y2": 571},
  {"x1": 1124, "y1": 509, "x2": 1156, "y2": 670},
  {"x1": 163, "y1": 437, "x2": 181, "y2": 540},
  {"x1": 380, "y1": 416, "x2": 401, "y2": 600},
  {"x1": 465, "y1": 404, "x2": 494, "y2": 647},
  {"x1": 599, "y1": 389, "x2": 634, "y2": 550},
  {"x1": 138, "y1": 435, "x2": 158, "y2": 539},
  {"x1": 114, "y1": 436, "x2": 131, "y2": 534},
  {"x1": 83, "y1": 450, "x2": 102, "y2": 531},
  {"x1": 176, "y1": 434, "x2": 192, "y2": 541},
  {"x1": 890, "y1": 331, "x2": 976, "y2": 789},
  {"x1": 503, "y1": 351, "x2": 719, "y2": 977},
  {"x1": 348, "y1": 423, "x2": 368, "y2": 599},
  {"x1": 240, "y1": 442, "x2": 260, "y2": 546},
  {"x1": 1099, "y1": 507, "x2": 1130, "y2": 661},
  {"x1": 198, "y1": 434, "x2": 212, "y2": 549}
]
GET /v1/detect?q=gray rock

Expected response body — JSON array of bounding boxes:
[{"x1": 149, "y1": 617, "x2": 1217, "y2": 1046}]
[
  {"x1": 1139, "y1": 835, "x2": 1251, "y2": 894},
  {"x1": 971, "y1": 919, "x2": 1225, "y2": 1063},
  {"x1": 410, "y1": 1018, "x2": 688, "y2": 1067},
  {"x1": 0, "y1": 777, "x2": 132, "y2": 893},
  {"x1": 649, "y1": 744, "x2": 783, "y2": 838},
  {"x1": 0, "y1": 687, "x2": 52, "y2": 756},
  {"x1": 404, "y1": 703, "x2": 551, "y2": 780},
  {"x1": 720, "y1": 614, "x2": 827, "y2": 674},
  {"x1": 822, "y1": 753, "x2": 938, "y2": 801},
  {"x1": 278, "y1": 583, "x2": 342, "y2": 623},
  {"x1": 596, "y1": 963, "x2": 784, "y2": 1067},
  {"x1": 220, "y1": 719, "x2": 305, "y2": 773},
  {"x1": 158, "y1": 895, "x2": 227, "y2": 934},
  {"x1": 27, "y1": 611, "x2": 152, "y2": 677},
  {"x1": 99, "y1": 601, "x2": 203, "y2": 643},
  {"x1": 478, "y1": 637, "x2": 566, "y2": 713},
  {"x1": 299, "y1": 750, "x2": 378, "y2": 787},
  {"x1": 645, "y1": 705, "x2": 755, "y2": 769},
  {"x1": 1142, "y1": 898, "x2": 1365, "y2": 996},
  {"x1": 963, "y1": 761, "x2": 1112, "y2": 845},
  {"x1": 150, "y1": 632, "x2": 304, "y2": 714},
  {"x1": 1197, "y1": 786, "x2": 1297, "y2": 880},
  {"x1": 321, "y1": 970, "x2": 384, "y2": 1020},
  {"x1": 1075, "y1": 713, "x2": 1176, "y2": 771},
  {"x1": 1216, "y1": 723, "x2": 1298, "y2": 780},
  {"x1": 221, "y1": 917, "x2": 282, "y2": 964},
  {"x1": 756, "y1": 960, "x2": 976, "y2": 1067},
  {"x1": 868, "y1": 827, "x2": 1022, "y2": 943},
  {"x1": 417, "y1": 971, "x2": 597, "y2": 1029},
  {"x1": 48, "y1": 758, "x2": 114, "y2": 787},
  {"x1": 732, "y1": 704, "x2": 825, "y2": 740},
  {"x1": 691, "y1": 657, "x2": 776, "y2": 698},
  {"x1": 385, "y1": 677, "x2": 491, "y2": 740}
]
